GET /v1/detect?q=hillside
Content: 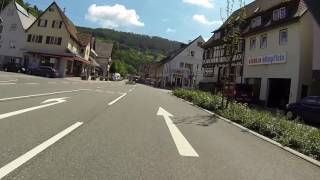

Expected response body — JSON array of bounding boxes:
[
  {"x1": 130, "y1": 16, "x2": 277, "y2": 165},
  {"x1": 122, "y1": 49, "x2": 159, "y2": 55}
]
[{"x1": 77, "y1": 27, "x2": 184, "y2": 75}]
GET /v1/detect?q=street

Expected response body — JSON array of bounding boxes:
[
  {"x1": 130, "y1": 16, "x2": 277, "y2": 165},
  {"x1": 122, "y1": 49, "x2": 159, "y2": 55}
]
[{"x1": 0, "y1": 72, "x2": 319, "y2": 180}]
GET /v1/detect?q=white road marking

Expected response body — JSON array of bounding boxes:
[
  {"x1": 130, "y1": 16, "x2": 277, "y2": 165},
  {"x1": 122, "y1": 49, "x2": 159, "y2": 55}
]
[
  {"x1": 0, "y1": 79, "x2": 18, "y2": 83},
  {"x1": 0, "y1": 97, "x2": 69, "y2": 120},
  {"x1": 108, "y1": 93, "x2": 127, "y2": 106},
  {"x1": 25, "y1": 83, "x2": 39, "y2": 85},
  {"x1": 48, "y1": 82, "x2": 57, "y2": 84},
  {"x1": 0, "y1": 83, "x2": 16, "y2": 85},
  {"x1": 157, "y1": 107, "x2": 199, "y2": 157},
  {"x1": 0, "y1": 122, "x2": 83, "y2": 179},
  {"x1": 0, "y1": 89, "x2": 88, "y2": 102},
  {"x1": 62, "y1": 82, "x2": 70, "y2": 84}
]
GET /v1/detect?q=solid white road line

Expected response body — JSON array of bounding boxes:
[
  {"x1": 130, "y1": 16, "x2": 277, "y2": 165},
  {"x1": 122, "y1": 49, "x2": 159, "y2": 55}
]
[
  {"x1": 0, "y1": 89, "x2": 89, "y2": 102},
  {"x1": 157, "y1": 107, "x2": 199, "y2": 157},
  {"x1": 0, "y1": 97, "x2": 69, "y2": 120},
  {"x1": 108, "y1": 93, "x2": 127, "y2": 106},
  {"x1": 0, "y1": 122, "x2": 83, "y2": 179},
  {"x1": 0, "y1": 83, "x2": 16, "y2": 85}
]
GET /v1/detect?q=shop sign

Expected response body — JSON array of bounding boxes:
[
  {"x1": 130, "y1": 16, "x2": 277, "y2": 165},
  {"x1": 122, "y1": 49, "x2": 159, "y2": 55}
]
[{"x1": 248, "y1": 53, "x2": 287, "y2": 65}]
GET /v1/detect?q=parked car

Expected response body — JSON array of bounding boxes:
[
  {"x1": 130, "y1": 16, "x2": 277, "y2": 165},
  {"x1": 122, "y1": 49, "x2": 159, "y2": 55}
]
[
  {"x1": 28, "y1": 66, "x2": 58, "y2": 78},
  {"x1": 234, "y1": 84, "x2": 254, "y2": 103},
  {"x1": 3, "y1": 62, "x2": 26, "y2": 73},
  {"x1": 286, "y1": 96, "x2": 320, "y2": 124}
]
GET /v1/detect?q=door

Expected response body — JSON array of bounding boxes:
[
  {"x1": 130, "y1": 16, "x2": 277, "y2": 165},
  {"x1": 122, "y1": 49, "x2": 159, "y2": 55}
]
[{"x1": 267, "y1": 78, "x2": 291, "y2": 109}]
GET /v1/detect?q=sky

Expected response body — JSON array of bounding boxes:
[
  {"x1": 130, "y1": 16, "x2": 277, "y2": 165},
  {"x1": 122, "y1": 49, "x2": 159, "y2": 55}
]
[{"x1": 27, "y1": 0, "x2": 253, "y2": 43}]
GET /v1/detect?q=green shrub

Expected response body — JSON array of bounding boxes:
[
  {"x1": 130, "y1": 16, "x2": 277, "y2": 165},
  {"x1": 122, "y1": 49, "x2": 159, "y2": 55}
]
[{"x1": 173, "y1": 88, "x2": 320, "y2": 160}]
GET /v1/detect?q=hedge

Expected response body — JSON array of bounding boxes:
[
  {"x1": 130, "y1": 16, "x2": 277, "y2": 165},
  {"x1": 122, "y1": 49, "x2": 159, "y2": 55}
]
[{"x1": 173, "y1": 88, "x2": 320, "y2": 161}]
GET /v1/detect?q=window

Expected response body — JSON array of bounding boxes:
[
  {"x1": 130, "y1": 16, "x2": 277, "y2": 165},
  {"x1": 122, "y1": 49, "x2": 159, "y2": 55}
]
[
  {"x1": 52, "y1": 20, "x2": 63, "y2": 28},
  {"x1": 273, "y1": 7, "x2": 286, "y2": 21},
  {"x1": 250, "y1": 37, "x2": 256, "y2": 50},
  {"x1": 179, "y1": 62, "x2": 184, "y2": 68},
  {"x1": 279, "y1": 29, "x2": 288, "y2": 45},
  {"x1": 190, "y1": 51, "x2": 195, "y2": 56},
  {"x1": 27, "y1": 34, "x2": 43, "y2": 43},
  {"x1": 0, "y1": 25, "x2": 3, "y2": 33},
  {"x1": 49, "y1": 7, "x2": 55, "y2": 12},
  {"x1": 9, "y1": 41, "x2": 15, "y2": 48},
  {"x1": 280, "y1": 7, "x2": 286, "y2": 19},
  {"x1": 260, "y1": 34, "x2": 267, "y2": 49},
  {"x1": 251, "y1": 16, "x2": 261, "y2": 28},
  {"x1": 10, "y1": 24, "x2": 17, "y2": 31},
  {"x1": 214, "y1": 32, "x2": 221, "y2": 40},
  {"x1": 38, "y1": 19, "x2": 48, "y2": 27},
  {"x1": 46, "y1": 36, "x2": 62, "y2": 45},
  {"x1": 273, "y1": 9, "x2": 280, "y2": 21}
]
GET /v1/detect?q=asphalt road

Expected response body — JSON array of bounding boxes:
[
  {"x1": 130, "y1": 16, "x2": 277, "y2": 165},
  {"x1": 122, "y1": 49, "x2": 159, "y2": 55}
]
[{"x1": 0, "y1": 71, "x2": 319, "y2": 180}]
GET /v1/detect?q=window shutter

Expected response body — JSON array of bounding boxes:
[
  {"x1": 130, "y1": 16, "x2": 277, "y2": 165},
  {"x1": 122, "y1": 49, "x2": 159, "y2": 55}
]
[
  {"x1": 38, "y1": 36, "x2": 43, "y2": 43},
  {"x1": 57, "y1": 37, "x2": 62, "y2": 45},
  {"x1": 52, "y1": 20, "x2": 55, "y2": 28},
  {"x1": 27, "y1": 34, "x2": 32, "y2": 42},
  {"x1": 46, "y1": 36, "x2": 50, "y2": 44},
  {"x1": 59, "y1": 21, "x2": 63, "y2": 28}
]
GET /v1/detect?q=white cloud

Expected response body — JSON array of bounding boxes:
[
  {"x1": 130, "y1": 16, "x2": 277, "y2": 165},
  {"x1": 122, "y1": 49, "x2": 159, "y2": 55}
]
[
  {"x1": 192, "y1": 14, "x2": 222, "y2": 26},
  {"x1": 85, "y1": 4, "x2": 144, "y2": 28},
  {"x1": 183, "y1": 0, "x2": 214, "y2": 8},
  {"x1": 166, "y1": 28, "x2": 176, "y2": 33}
]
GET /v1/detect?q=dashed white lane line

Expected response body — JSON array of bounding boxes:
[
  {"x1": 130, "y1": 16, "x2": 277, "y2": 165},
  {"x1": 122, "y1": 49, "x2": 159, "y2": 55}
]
[
  {"x1": 0, "y1": 83, "x2": 16, "y2": 85},
  {"x1": 0, "y1": 79, "x2": 18, "y2": 83},
  {"x1": 48, "y1": 82, "x2": 57, "y2": 84},
  {"x1": 0, "y1": 122, "x2": 83, "y2": 179},
  {"x1": 108, "y1": 93, "x2": 127, "y2": 106},
  {"x1": 0, "y1": 89, "x2": 89, "y2": 102}
]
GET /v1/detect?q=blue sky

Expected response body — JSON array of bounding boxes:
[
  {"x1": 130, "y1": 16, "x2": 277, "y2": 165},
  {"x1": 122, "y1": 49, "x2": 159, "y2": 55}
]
[{"x1": 27, "y1": 0, "x2": 253, "y2": 43}]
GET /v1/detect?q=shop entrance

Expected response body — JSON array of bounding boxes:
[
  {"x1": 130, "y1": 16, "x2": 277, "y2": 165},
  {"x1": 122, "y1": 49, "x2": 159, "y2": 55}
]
[{"x1": 267, "y1": 78, "x2": 291, "y2": 109}]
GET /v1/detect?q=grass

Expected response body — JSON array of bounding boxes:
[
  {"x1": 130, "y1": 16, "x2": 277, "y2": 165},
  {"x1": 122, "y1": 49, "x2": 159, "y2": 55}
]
[{"x1": 173, "y1": 88, "x2": 320, "y2": 161}]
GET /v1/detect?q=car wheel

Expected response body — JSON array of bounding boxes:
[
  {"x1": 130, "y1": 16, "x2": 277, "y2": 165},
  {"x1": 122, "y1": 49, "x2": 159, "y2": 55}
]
[{"x1": 286, "y1": 111, "x2": 296, "y2": 120}]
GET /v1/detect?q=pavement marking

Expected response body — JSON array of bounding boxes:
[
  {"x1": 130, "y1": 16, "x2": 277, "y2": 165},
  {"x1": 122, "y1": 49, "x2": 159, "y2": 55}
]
[
  {"x1": 0, "y1": 79, "x2": 18, "y2": 83},
  {"x1": 0, "y1": 83, "x2": 16, "y2": 85},
  {"x1": 62, "y1": 82, "x2": 70, "y2": 84},
  {"x1": 0, "y1": 97, "x2": 69, "y2": 120},
  {"x1": 0, "y1": 89, "x2": 89, "y2": 102},
  {"x1": 25, "y1": 83, "x2": 40, "y2": 85},
  {"x1": 48, "y1": 82, "x2": 57, "y2": 84},
  {"x1": 0, "y1": 122, "x2": 83, "y2": 179},
  {"x1": 157, "y1": 107, "x2": 199, "y2": 157},
  {"x1": 108, "y1": 93, "x2": 127, "y2": 106}
]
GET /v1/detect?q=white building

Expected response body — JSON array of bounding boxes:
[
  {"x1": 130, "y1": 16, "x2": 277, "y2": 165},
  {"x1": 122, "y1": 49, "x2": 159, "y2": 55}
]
[
  {"x1": 0, "y1": 1, "x2": 36, "y2": 68},
  {"x1": 155, "y1": 36, "x2": 205, "y2": 88},
  {"x1": 243, "y1": 0, "x2": 313, "y2": 108}
]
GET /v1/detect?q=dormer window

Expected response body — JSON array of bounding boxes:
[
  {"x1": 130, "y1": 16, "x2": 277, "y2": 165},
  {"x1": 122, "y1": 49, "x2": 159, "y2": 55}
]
[
  {"x1": 273, "y1": 7, "x2": 286, "y2": 21},
  {"x1": 251, "y1": 16, "x2": 261, "y2": 28},
  {"x1": 214, "y1": 32, "x2": 221, "y2": 40}
]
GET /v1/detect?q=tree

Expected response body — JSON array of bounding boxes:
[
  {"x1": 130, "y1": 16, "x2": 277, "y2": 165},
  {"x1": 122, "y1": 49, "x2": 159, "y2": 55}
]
[
  {"x1": 220, "y1": 0, "x2": 246, "y2": 108},
  {"x1": 1, "y1": 0, "x2": 42, "y2": 17}
]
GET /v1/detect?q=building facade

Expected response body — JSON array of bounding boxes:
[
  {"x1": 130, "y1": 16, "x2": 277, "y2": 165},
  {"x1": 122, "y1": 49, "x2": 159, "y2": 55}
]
[
  {"x1": 243, "y1": 0, "x2": 313, "y2": 108},
  {"x1": 23, "y1": 2, "x2": 89, "y2": 77},
  {"x1": 95, "y1": 42, "x2": 113, "y2": 80},
  {"x1": 156, "y1": 36, "x2": 205, "y2": 88},
  {"x1": 0, "y1": 1, "x2": 36, "y2": 68}
]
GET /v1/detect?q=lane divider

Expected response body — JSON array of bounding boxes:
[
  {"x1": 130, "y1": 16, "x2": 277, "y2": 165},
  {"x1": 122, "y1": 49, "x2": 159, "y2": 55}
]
[
  {"x1": 0, "y1": 122, "x2": 83, "y2": 179},
  {"x1": 108, "y1": 93, "x2": 127, "y2": 106}
]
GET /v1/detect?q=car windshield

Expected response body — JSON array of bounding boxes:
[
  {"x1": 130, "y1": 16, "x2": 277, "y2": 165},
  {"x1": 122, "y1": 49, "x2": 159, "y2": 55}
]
[{"x1": 0, "y1": 0, "x2": 320, "y2": 179}]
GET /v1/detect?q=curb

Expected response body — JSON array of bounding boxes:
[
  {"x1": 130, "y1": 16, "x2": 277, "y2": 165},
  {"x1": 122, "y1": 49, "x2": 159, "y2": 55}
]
[{"x1": 174, "y1": 96, "x2": 320, "y2": 168}]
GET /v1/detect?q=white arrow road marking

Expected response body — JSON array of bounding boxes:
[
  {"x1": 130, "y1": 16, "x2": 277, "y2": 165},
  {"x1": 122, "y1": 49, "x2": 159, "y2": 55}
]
[
  {"x1": 0, "y1": 97, "x2": 69, "y2": 120},
  {"x1": 157, "y1": 107, "x2": 199, "y2": 157},
  {"x1": 0, "y1": 122, "x2": 83, "y2": 179},
  {"x1": 108, "y1": 93, "x2": 127, "y2": 106},
  {"x1": 0, "y1": 89, "x2": 88, "y2": 102}
]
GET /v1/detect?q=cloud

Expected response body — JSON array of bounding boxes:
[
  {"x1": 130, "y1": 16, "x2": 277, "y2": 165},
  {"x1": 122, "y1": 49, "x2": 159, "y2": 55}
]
[
  {"x1": 192, "y1": 14, "x2": 222, "y2": 26},
  {"x1": 183, "y1": 0, "x2": 214, "y2": 8},
  {"x1": 166, "y1": 28, "x2": 176, "y2": 33},
  {"x1": 85, "y1": 4, "x2": 144, "y2": 28}
]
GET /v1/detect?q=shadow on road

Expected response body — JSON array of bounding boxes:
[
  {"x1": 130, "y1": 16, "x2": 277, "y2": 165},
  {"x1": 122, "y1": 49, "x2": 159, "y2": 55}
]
[{"x1": 173, "y1": 115, "x2": 218, "y2": 126}]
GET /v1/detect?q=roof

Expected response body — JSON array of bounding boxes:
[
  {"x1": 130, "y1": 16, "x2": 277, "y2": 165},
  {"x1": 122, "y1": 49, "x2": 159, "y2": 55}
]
[
  {"x1": 26, "y1": 2, "x2": 81, "y2": 45},
  {"x1": 12, "y1": 1, "x2": 36, "y2": 30},
  {"x1": 159, "y1": 36, "x2": 203, "y2": 65},
  {"x1": 77, "y1": 32, "x2": 92, "y2": 47},
  {"x1": 95, "y1": 42, "x2": 113, "y2": 58},
  {"x1": 304, "y1": 0, "x2": 320, "y2": 25}
]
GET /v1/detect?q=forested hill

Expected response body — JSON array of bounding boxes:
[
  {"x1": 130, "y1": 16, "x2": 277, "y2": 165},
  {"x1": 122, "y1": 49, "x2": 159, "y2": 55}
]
[{"x1": 77, "y1": 27, "x2": 184, "y2": 75}]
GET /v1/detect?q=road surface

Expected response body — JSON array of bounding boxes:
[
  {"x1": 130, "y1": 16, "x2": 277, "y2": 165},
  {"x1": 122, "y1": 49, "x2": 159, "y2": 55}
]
[{"x1": 0, "y1": 72, "x2": 319, "y2": 180}]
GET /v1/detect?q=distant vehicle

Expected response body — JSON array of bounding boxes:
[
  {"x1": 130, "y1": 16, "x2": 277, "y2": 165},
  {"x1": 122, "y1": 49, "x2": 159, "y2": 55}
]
[
  {"x1": 28, "y1": 66, "x2": 58, "y2": 78},
  {"x1": 286, "y1": 96, "x2": 320, "y2": 124},
  {"x1": 234, "y1": 84, "x2": 254, "y2": 103},
  {"x1": 3, "y1": 62, "x2": 26, "y2": 73},
  {"x1": 112, "y1": 73, "x2": 122, "y2": 81}
]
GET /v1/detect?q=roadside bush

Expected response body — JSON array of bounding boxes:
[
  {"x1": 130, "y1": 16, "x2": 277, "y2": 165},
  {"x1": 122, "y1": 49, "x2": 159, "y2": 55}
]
[{"x1": 173, "y1": 88, "x2": 320, "y2": 160}]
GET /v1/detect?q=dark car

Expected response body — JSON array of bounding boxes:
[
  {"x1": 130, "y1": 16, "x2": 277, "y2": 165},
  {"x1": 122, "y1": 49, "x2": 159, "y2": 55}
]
[
  {"x1": 286, "y1": 96, "x2": 320, "y2": 124},
  {"x1": 3, "y1": 62, "x2": 26, "y2": 73},
  {"x1": 28, "y1": 66, "x2": 58, "y2": 78}
]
